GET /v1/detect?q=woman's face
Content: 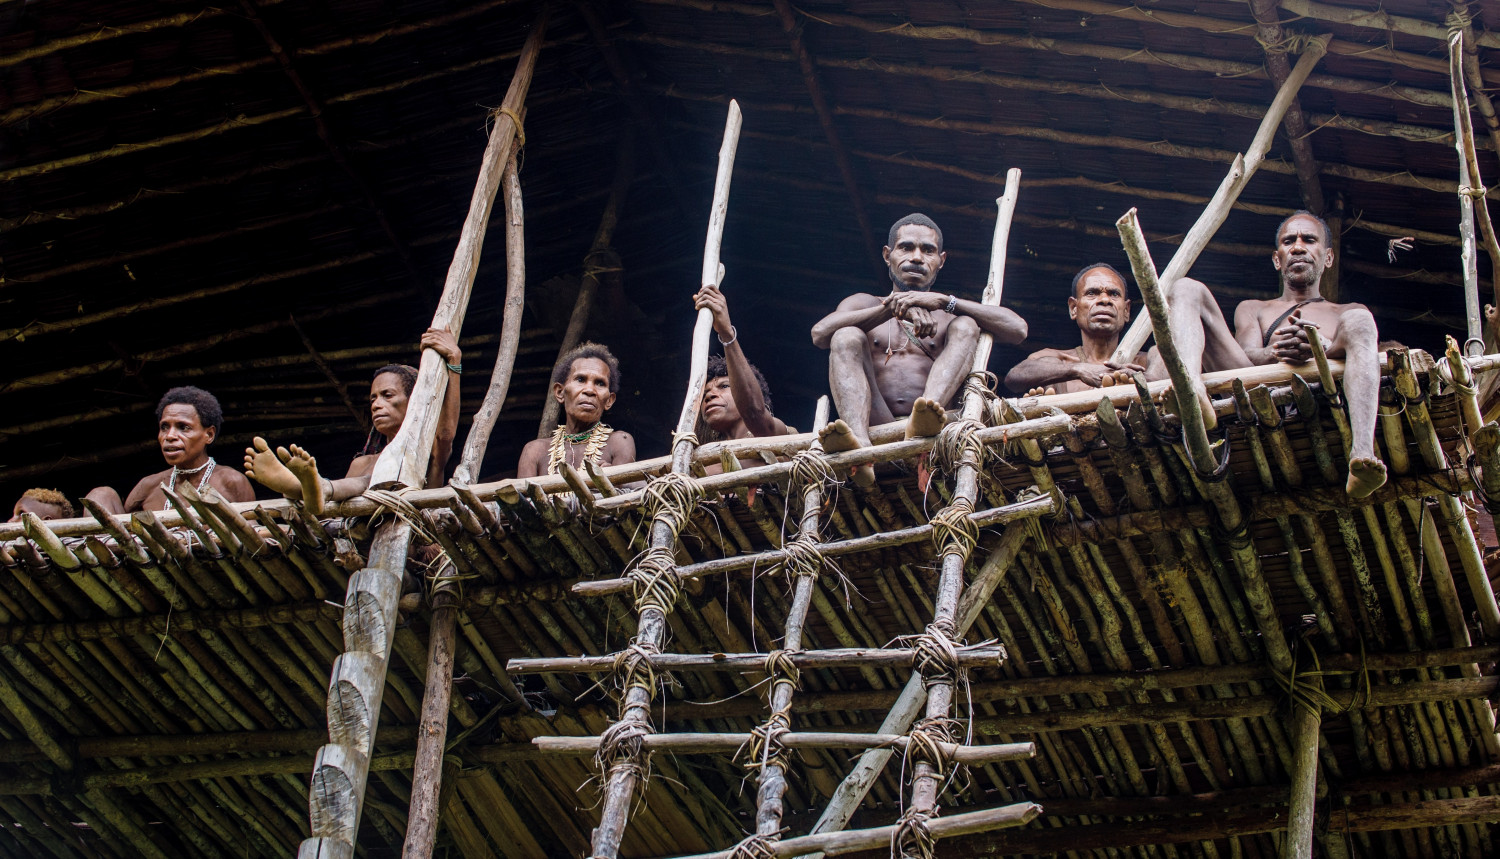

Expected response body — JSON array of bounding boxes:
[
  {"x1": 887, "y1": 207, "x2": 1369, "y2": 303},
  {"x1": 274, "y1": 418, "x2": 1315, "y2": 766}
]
[{"x1": 370, "y1": 372, "x2": 411, "y2": 438}]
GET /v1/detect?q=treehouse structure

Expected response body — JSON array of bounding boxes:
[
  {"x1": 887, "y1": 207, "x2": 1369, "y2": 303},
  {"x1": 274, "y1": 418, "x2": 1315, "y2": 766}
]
[{"x1": 4, "y1": 2, "x2": 1500, "y2": 858}]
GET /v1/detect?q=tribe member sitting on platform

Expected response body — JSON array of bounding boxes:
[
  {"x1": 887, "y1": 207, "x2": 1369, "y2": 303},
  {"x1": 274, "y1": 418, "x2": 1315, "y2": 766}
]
[
  {"x1": 9, "y1": 488, "x2": 73, "y2": 523},
  {"x1": 1150, "y1": 210, "x2": 1386, "y2": 498},
  {"x1": 244, "y1": 327, "x2": 463, "y2": 513},
  {"x1": 518, "y1": 342, "x2": 636, "y2": 479},
  {"x1": 1005, "y1": 262, "x2": 1147, "y2": 396},
  {"x1": 693, "y1": 282, "x2": 790, "y2": 473},
  {"x1": 89, "y1": 386, "x2": 254, "y2": 513},
  {"x1": 811, "y1": 213, "x2": 1027, "y2": 485}
]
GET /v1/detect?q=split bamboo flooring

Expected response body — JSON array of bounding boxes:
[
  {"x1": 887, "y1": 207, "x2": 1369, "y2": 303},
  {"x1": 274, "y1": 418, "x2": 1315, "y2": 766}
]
[{"x1": 1, "y1": 354, "x2": 1498, "y2": 857}]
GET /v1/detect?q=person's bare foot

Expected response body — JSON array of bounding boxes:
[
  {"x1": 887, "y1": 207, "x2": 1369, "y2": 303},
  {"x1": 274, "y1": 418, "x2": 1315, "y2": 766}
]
[
  {"x1": 244, "y1": 437, "x2": 303, "y2": 499},
  {"x1": 1159, "y1": 382, "x2": 1217, "y2": 432},
  {"x1": 819, "y1": 419, "x2": 876, "y2": 487},
  {"x1": 1345, "y1": 456, "x2": 1387, "y2": 499},
  {"x1": 1025, "y1": 386, "x2": 1057, "y2": 397},
  {"x1": 282, "y1": 444, "x2": 327, "y2": 515},
  {"x1": 905, "y1": 397, "x2": 947, "y2": 439}
]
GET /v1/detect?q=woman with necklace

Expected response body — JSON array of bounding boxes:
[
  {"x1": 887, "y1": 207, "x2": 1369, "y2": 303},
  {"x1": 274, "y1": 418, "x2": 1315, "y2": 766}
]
[
  {"x1": 87, "y1": 386, "x2": 254, "y2": 514},
  {"x1": 518, "y1": 342, "x2": 636, "y2": 479}
]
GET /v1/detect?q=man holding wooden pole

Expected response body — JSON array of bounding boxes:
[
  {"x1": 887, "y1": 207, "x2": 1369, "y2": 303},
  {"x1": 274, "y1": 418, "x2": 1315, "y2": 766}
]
[
  {"x1": 811, "y1": 213, "x2": 1027, "y2": 485},
  {"x1": 1150, "y1": 210, "x2": 1386, "y2": 497}
]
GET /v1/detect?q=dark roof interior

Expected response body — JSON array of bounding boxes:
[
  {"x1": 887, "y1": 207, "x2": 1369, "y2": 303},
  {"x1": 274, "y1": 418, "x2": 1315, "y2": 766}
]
[{"x1": 2, "y1": 0, "x2": 1494, "y2": 506}]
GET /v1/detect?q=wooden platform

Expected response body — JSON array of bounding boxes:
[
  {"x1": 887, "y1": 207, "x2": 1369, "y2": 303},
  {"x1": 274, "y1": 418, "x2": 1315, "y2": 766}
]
[{"x1": 2, "y1": 356, "x2": 1499, "y2": 858}]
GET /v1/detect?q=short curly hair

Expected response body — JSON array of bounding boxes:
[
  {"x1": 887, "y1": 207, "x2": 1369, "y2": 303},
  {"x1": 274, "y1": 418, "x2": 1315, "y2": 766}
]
[
  {"x1": 1071, "y1": 262, "x2": 1127, "y2": 297},
  {"x1": 21, "y1": 488, "x2": 73, "y2": 519},
  {"x1": 551, "y1": 342, "x2": 621, "y2": 393},
  {"x1": 156, "y1": 386, "x2": 224, "y2": 434},
  {"x1": 372, "y1": 363, "x2": 418, "y2": 395},
  {"x1": 705, "y1": 354, "x2": 773, "y2": 412},
  {"x1": 888, "y1": 213, "x2": 943, "y2": 251}
]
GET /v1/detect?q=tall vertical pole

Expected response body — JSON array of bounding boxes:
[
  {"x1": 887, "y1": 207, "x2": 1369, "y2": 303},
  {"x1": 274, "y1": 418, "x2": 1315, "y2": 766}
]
[
  {"x1": 589, "y1": 101, "x2": 742, "y2": 859},
  {"x1": 1285, "y1": 702, "x2": 1322, "y2": 859},
  {"x1": 298, "y1": 12, "x2": 548, "y2": 858}
]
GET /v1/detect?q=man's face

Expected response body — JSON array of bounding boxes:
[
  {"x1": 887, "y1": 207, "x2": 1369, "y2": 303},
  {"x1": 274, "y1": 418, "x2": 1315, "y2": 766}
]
[
  {"x1": 370, "y1": 372, "x2": 410, "y2": 437},
  {"x1": 158, "y1": 403, "x2": 214, "y2": 467},
  {"x1": 555, "y1": 357, "x2": 616, "y2": 424},
  {"x1": 9, "y1": 497, "x2": 65, "y2": 523},
  {"x1": 1272, "y1": 215, "x2": 1333, "y2": 288},
  {"x1": 1068, "y1": 268, "x2": 1131, "y2": 336},
  {"x1": 701, "y1": 376, "x2": 740, "y2": 432},
  {"x1": 883, "y1": 225, "x2": 946, "y2": 291}
]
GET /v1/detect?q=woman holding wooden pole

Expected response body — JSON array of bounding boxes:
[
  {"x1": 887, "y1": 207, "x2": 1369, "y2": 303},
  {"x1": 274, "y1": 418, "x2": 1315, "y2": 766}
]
[{"x1": 242, "y1": 326, "x2": 463, "y2": 514}]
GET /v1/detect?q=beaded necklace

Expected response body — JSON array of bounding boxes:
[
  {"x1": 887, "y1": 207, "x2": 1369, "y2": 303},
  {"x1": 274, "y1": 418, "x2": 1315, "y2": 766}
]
[
  {"x1": 162, "y1": 457, "x2": 216, "y2": 511},
  {"x1": 547, "y1": 423, "x2": 612, "y2": 475}
]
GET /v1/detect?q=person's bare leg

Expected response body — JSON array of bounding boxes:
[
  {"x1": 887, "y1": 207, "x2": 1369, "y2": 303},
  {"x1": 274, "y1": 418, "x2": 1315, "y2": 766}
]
[
  {"x1": 281, "y1": 444, "x2": 328, "y2": 515},
  {"x1": 824, "y1": 326, "x2": 888, "y2": 486},
  {"x1": 909, "y1": 317, "x2": 979, "y2": 438},
  {"x1": 244, "y1": 437, "x2": 303, "y2": 499},
  {"x1": 84, "y1": 486, "x2": 124, "y2": 516},
  {"x1": 1329, "y1": 309, "x2": 1386, "y2": 497},
  {"x1": 1149, "y1": 279, "x2": 1252, "y2": 431}
]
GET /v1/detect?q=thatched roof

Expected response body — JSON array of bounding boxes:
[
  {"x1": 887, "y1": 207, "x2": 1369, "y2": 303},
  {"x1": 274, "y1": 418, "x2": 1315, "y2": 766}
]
[{"x1": 2, "y1": 0, "x2": 1496, "y2": 504}]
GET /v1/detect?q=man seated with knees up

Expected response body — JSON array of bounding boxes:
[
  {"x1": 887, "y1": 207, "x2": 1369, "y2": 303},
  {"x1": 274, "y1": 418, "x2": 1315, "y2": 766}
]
[
  {"x1": 811, "y1": 213, "x2": 1027, "y2": 485},
  {"x1": 694, "y1": 282, "x2": 790, "y2": 474},
  {"x1": 9, "y1": 489, "x2": 73, "y2": 523},
  {"x1": 1005, "y1": 262, "x2": 1147, "y2": 396},
  {"x1": 1151, "y1": 210, "x2": 1386, "y2": 498},
  {"x1": 244, "y1": 327, "x2": 463, "y2": 514},
  {"x1": 89, "y1": 386, "x2": 254, "y2": 514},
  {"x1": 518, "y1": 342, "x2": 636, "y2": 478}
]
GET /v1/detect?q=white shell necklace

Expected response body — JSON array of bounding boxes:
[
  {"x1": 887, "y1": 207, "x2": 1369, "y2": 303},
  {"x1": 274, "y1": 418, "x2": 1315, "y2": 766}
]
[{"x1": 162, "y1": 457, "x2": 216, "y2": 511}]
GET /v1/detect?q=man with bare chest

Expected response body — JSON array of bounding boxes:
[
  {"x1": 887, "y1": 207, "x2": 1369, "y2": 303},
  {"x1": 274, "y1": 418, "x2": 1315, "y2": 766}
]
[
  {"x1": 1152, "y1": 210, "x2": 1386, "y2": 497},
  {"x1": 811, "y1": 213, "x2": 1028, "y2": 485},
  {"x1": 518, "y1": 342, "x2": 636, "y2": 479},
  {"x1": 1006, "y1": 262, "x2": 1147, "y2": 395},
  {"x1": 88, "y1": 386, "x2": 255, "y2": 513}
]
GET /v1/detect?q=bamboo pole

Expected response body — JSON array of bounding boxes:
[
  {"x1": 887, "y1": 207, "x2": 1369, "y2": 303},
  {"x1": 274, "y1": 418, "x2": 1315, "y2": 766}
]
[
  {"x1": 536, "y1": 134, "x2": 637, "y2": 436},
  {"x1": 455, "y1": 150, "x2": 527, "y2": 483},
  {"x1": 298, "y1": 13, "x2": 549, "y2": 859},
  {"x1": 1110, "y1": 38, "x2": 1328, "y2": 364},
  {"x1": 586, "y1": 99, "x2": 742, "y2": 859}
]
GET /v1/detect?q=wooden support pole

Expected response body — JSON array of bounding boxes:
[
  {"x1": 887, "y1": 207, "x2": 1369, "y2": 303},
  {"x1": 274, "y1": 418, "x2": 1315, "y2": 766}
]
[
  {"x1": 1247, "y1": 1, "x2": 1325, "y2": 214},
  {"x1": 536, "y1": 134, "x2": 636, "y2": 436},
  {"x1": 401, "y1": 592, "x2": 459, "y2": 859},
  {"x1": 574, "y1": 492, "x2": 1055, "y2": 597},
  {"x1": 298, "y1": 12, "x2": 549, "y2": 859},
  {"x1": 678, "y1": 802, "x2": 1040, "y2": 859},
  {"x1": 1449, "y1": 31, "x2": 1500, "y2": 356},
  {"x1": 750, "y1": 394, "x2": 826, "y2": 838},
  {"x1": 238, "y1": 0, "x2": 425, "y2": 296},
  {"x1": 532, "y1": 733, "x2": 1035, "y2": 763},
  {"x1": 769, "y1": 0, "x2": 882, "y2": 271},
  {"x1": 508, "y1": 645, "x2": 1008, "y2": 675},
  {"x1": 1286, "y1": 701, "x2": 1322, "y2": 859},
  {"x1": 456, "y1": 150, "x2": 527, "y2": 483},
  {"x1": 585, "y1": 99, "x2": 742, "y2": 859},
  {"x1": 1111, "y1": 37, "x2": 1328, "y2": 364}
]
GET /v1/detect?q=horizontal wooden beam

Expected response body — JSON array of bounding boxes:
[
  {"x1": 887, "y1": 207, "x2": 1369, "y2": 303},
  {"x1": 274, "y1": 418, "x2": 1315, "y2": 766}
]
[
  {"x1": 530, "y1": 732, "x2": 1035, "y2": 765},
  {"x1": 507, "y1": 646, "x2": 1008, "y2": 675}
]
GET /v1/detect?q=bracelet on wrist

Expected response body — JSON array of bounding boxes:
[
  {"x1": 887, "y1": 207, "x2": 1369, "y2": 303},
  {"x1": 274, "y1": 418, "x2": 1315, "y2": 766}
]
[
  {"x1": 717, "y1": 325, "x2": 738, "y2": 347},
  {"x1": 446, "y1": 362, "x2": 463, "y2": 374},
  {"x1": 944, "y1": 295, "x2": 959, "y2": 314}
]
